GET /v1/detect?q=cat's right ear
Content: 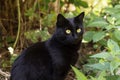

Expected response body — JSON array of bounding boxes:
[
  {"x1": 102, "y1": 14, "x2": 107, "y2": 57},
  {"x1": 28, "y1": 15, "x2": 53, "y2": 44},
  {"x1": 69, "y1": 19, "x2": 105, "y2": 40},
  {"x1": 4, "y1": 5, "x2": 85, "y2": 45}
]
[
  {"x1": 74, "y1": 12, "x2": 85, "y2": 23},
  {"x1": 56, "y1": 14, "x2": 67, "y2": 27}
]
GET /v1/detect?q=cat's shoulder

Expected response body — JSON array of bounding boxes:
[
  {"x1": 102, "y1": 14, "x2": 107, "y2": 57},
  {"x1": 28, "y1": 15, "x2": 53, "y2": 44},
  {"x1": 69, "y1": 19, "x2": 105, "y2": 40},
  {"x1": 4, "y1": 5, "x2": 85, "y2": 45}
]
[{"x1": 26, "y1": 41, "x2": 46, "y2": 51}]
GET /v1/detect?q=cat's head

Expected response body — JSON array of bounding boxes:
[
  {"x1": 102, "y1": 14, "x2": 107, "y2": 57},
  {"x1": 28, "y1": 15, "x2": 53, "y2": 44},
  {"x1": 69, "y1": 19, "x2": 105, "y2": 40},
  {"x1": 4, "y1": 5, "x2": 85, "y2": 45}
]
[{"x1": 54, "y1": 12, "x2": 85, "y2": 45}]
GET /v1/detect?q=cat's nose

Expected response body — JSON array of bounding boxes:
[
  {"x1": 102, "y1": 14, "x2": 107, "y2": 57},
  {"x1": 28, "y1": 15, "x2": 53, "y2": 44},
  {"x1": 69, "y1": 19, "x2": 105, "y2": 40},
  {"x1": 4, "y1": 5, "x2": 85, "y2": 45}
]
[{"x1": 73, "y1": 34, "x2": 78, "y2": 39}]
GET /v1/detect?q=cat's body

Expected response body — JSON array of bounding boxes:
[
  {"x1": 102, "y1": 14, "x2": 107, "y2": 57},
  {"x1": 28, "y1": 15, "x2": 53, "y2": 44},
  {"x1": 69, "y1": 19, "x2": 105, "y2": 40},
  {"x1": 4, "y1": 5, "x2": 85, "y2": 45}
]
[{"x1": 10, "y1": 12, "x2": 84, "y2": 80}]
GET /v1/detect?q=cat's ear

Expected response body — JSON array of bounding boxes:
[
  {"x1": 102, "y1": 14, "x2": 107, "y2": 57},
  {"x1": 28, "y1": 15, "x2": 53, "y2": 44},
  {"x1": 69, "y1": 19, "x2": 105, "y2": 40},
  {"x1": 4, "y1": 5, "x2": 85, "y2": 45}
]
[
  {"x1": 56, "y1": 14, "x2": 68, "y2": 27},
  {"x1": 74, "y1": 12, "x2": 85, "y2": 23}
]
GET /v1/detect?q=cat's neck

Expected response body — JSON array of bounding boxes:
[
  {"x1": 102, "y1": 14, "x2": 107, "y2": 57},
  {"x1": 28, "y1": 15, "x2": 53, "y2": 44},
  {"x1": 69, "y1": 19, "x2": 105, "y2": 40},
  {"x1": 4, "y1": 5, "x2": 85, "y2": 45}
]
[{"x1": 46, "y1": 37, "x2": 81, "y2": 51}]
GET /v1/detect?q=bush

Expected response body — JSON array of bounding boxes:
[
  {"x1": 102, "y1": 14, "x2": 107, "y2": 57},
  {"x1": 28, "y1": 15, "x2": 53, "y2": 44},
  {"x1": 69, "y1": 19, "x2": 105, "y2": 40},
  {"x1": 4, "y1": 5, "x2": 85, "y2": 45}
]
[{"x1": 72, "y1": 39, "x2": 120, "y2": 80}]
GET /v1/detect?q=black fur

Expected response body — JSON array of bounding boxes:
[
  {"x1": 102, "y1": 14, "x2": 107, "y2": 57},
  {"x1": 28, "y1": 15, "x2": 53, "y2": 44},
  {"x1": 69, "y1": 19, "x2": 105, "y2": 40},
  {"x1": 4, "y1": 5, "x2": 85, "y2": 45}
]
[{"x1": 10, "y1": 12, "x2": 85, "y2": 80}]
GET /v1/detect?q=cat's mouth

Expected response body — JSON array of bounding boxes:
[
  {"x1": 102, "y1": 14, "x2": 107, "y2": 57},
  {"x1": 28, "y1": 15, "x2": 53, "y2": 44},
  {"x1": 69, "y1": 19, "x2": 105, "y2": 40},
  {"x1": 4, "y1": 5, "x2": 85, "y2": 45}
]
[
  {"x1": 72, "y1": 37, "x2": 82, "y2": 45},
  {"x1": 72, "y1": 40, "x2": 80, "y2": 45}
]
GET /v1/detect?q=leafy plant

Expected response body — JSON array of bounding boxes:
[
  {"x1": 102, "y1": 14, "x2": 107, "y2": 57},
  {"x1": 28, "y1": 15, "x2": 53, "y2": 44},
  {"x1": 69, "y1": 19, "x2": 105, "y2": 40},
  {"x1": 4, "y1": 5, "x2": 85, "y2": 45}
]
[
  {"x1": 86, "y1": 39, "x2": 120, "y2": 79},
  {"x1": 83, "y1": 4, "x2": 120, "y2": 48},
  {"x1": 72, "y1": 66, "x2": 87, "y2": 80},
  {"x1": 72, "y1": 39, "x2": 120, "y2": 80},
  {"x1": 24, "y1": 28, "x2": 50, "y2": 43},
  {"x1": 72, "y1": 66, "x2": 107, "y2": 80},
  {"x1": 89, "y1": 39, "x2": 120, "y2": 73}
]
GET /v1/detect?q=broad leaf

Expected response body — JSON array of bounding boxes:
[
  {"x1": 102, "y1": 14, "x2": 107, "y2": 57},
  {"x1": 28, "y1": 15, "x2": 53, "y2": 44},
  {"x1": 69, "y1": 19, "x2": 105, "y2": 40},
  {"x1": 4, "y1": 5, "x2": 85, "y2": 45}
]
[
  {"x1": 93, "y1": 31, "x2": 106, "y2": 42},
  {"x1": 87, "y1": 62, "x2": 110, "y2": 71},
  {"x1": 87, "y1": 20, "x2": 108, "y2": 28},
  {"x1": 114, "y1": 4, "x2": 120, "y2": 9},
  {"x1": 107, "y1": 39, "x2": 120, "y2": 53},
  {"x1": 90, "y1": 52, "x2": 109, "y2": 59},
  {"x1": 110, "y1": 60, "x2": 120, "y2": 75},
  {"x1": 105, "y1": 25, "x2": 115, "y2": 30},
  {"x1": 113, "y1": 30, "x2": 120, "y2": 41},
  {"x1": 83, "y1": 31, "x2": 95, "y2": 42},
  {"x1": 107, "y1": 17, "x2": 116, "y2": 25},
  {"x1": 104, "y1": 8, "x2": 120, "y2": 15},
  {"x1": 115, "y1": 19, "x2": 120, "y2": 25}
]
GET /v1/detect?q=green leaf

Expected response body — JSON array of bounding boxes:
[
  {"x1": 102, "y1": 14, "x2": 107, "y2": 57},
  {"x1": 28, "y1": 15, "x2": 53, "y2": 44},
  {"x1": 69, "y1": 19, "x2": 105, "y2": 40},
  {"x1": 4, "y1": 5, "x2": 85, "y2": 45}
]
[
  {"x1": 110, "y1": 60, "x2": 120, "y2": 75},
  {"x1": 90, "y1": 52, "x2": 109, "y2": 59},
  {"x1": 105, "y1": 75, "x2": 120, "y2": 80},
  {"x1": 117, "y1": 77, "x2": 120, "y2": 80},
  {"x1": 104, "y1": 8, "x2": 120, "y2": 15},
  {"x1": 90, "y1": 76, "x2": 97, "y2": 80},
  {"x1": 114, "y1": 5, "x2": 120, "y2": 9},
  {"x1": 106, "y1": 17, "x2": 116, "y2": 25},
  {"x1": 115, "y1": 19, "x2": 120, "y2": 25},
  {"x1": 93, "y1": 31, "x2": 106, "y2": 42},
  {"x1": 87, "y1": 20, "x2": 108, "y2": 28},
  {"x1": 112, "y1": 13, "x2": 120, "y2": 19},
  {"x1": 83, "y1": 31, "x2": 95, "y2": 42},
  {"x1": 72, "y1": 66, "x2": 88, "y2": 80},
  {"x1": 113, "y1": 30, "x2": 120, "y2": 41},
  {"x1": 79, "y1": 0, "x2": 88, "y2": 8},
  {"x1": 87, "y1": 62, "x2": 110, "y2": 71},
  {"x1": 107, "y1": 39, "x2": 120, "y2": 52},
  {"x1": 105, "y1": 25, "x2": 115, "y2": 30},
  {"x1": 98, "y1": 39, "x2": 107, "y2": 46},
  {"x1": 73, "y1": 0, "x2": 88, "y2": 8},
  {"x1": 97, "y1": 71, "x2": 106, "y2": 80}
]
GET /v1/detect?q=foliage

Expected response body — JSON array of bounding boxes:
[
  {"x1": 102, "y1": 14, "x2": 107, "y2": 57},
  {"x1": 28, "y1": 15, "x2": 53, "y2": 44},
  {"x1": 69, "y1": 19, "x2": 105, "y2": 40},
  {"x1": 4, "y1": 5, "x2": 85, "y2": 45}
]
[
  {"x1": 72, "y1": 66, "x2": 87, "y2": 80},
  {"x1": 72, "y1": 1, "x2": 120, "y2": 80},
  {"x1": 72, "y1": 66, "x2": 107, "y2": 80},
  {"x1": 72, "y1": 39, "x2": 120, "y2": 80},
  {"x1": 69, "y1": 0, "x2": 88, "y2": 8},
  {"x1": 88, "y1": 39, "x2": 120, "y2": 74},
  {"x1": 84, "y1": 4, "x2": 120, "y2": 48},
  {"x1": 24, "y1": 28, "x2": 50, "y2": 43}
]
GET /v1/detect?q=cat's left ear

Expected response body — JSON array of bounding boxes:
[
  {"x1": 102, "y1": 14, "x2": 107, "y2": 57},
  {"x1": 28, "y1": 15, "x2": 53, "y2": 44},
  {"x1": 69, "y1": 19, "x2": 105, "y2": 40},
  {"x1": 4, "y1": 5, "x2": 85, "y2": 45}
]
[
  {"x1": 56, "y1": 14, "x2": 68, "y2": 27},
  {"x1": 74, "y1": 12, "x2": 85, "y2": 23}
]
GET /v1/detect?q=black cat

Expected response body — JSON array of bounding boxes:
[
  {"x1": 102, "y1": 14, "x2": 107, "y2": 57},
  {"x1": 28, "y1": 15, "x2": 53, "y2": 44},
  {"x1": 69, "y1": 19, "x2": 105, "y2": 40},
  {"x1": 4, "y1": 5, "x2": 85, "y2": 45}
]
[{"x1": 10, "y1": 12, "x2": 85, "y2": 80}]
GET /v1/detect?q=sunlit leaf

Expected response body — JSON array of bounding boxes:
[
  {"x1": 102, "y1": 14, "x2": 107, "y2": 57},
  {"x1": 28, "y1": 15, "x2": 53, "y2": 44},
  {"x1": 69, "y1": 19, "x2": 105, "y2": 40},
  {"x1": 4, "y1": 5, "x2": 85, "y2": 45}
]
[
  {"x1": 91, "y1": 52, "x2": 110, "y2": 59},
  {"x1": 114, "y1": 4, "x2": 120, "y2": 9},
  {"x1": 97, "y1": 71, "x2": 106, "y2": 80},
  {"x1": 107, "y1": 39, "x2": 120, "y2": 52},
  {"x1": 89, "y1": 76, "x2": 96, "y2": 80},
  {"x1": 113, "y1": 30, "x2": 120, "y2": 41},
  {"x1": 115, "y1": 19, "x2": 120, "y2": 25},
  {"x1": 104, "y1": 8, "x2": 120, "y2": 15},
  {"x1": 110, "y1": 61, "x2": 120, "y2": 75},
  {"x1": 106, "y1": 17, "x2": 116, "y2": 25},
  {"x1": 72, "y1": 66, "x2": 88, "y2": 80}
]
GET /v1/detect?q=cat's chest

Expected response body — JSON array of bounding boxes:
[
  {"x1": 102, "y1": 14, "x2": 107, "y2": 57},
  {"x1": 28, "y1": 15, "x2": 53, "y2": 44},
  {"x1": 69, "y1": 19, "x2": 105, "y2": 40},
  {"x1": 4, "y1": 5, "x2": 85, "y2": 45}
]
[{"x1": 49, "y1": 48, "x2": 78, "y2": 66}]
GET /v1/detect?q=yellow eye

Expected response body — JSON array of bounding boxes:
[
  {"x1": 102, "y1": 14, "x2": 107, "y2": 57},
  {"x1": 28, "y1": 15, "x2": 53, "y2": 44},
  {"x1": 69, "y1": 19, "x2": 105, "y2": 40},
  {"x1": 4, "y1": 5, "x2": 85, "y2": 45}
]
[
  {"x1": 77, "y1": 28, "x2": 81, "y2": 33},
  {"x1": 66, "y1": 29, "x2": 71, "y2": 34}
]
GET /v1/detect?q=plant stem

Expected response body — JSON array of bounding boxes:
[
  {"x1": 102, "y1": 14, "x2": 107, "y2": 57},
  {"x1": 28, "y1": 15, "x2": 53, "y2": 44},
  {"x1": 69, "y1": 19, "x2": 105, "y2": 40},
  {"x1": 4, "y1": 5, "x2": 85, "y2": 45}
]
[{"x1": 13, "y1": 0, "x2": 21, "y2": 49}]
